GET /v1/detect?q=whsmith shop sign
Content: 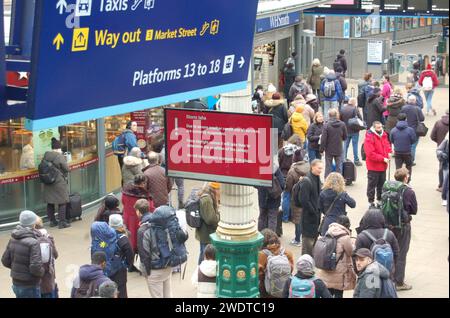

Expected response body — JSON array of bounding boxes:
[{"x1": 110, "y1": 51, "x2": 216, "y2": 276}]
[
  {"x1": 255, "y1": 12, "x2": 301, "y2": 33},
  {"x1": 23, "y1": 0, "x2": 259, "y2": 130}
]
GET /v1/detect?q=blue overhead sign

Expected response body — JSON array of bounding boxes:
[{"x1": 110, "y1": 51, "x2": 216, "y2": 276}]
[
  {"x1": 255, "y1": 12, "x2": 300, "y2": 33},
  {"x1": 25, "y1": 0, "x2": 259, "y2": 130}
]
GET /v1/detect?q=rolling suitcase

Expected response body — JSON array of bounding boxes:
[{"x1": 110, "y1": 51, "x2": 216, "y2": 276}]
[
  {"x1": 67, "y1": 193, "x2": 82, "y2": 221},
  {"x1": 343, "y1": 160, "x2": 357, "y2": 186}
]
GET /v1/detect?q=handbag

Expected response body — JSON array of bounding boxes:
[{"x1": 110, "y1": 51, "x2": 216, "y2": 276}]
[
  {"x1": 318, "y1": 193, "x2": 343, "y2": 235},
  {"x1": 348, "y1": 108, "x2": 366, "y2": 131},
  {"x1": 415, "y1": 110, "x2": 428, "y2": 137}
]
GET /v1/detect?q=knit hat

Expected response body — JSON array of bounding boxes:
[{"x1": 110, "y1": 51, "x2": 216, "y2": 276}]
[
  {"x1": 109, "y1": 214, "x2": 124, "y2": 229},
  {"x1": 296, "y1": 254, "x2": 315, "y2": 276},
  {"x1": 272, "y1": 93, "x2": 281, "y2": 100},
  {"x1": 104, "y1": 195, "x2": 119, "y2": 210},
  {"x1": 19, "y1": 210, "x2": 38, "y2": 227},
  {"x1": 295, "y1": 105, "x2": 305, "y2": 113},
  {"x1": 305, "y1": 94, "x2": 316, "y2": 103},
  {"x1": 209, "y1": 182, "x2": 221, "y2": 190},
  {"x1": 51, "y1": 138, "x2": 62, "y2": 150}
]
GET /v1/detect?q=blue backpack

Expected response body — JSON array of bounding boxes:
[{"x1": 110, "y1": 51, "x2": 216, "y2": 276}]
[
  {"x1": 90, "y1": 222, "x2": 125, "y2": 277},
  {"x1": 362, "y1": 229, "x2": 394, "y2": 273},
  {"x1": 407, "y1": 90, "x2": 423, "y2": 109},
  {"x1": 112, "y1": 133, "x2": 126, "y2": 156},
  {"x1": 289, "y1": 276, "x2": 316, "y2": 298},
  {"x1": 379, "y1": 275, "x2": 398, "y2": 298}
]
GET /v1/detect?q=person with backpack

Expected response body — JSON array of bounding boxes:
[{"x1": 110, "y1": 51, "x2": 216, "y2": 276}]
[
  {"x1": 405, "y1": 82, "x2": 424, "y2": 110},
  {"x1": 290, "y1": 105, "x2": 309, "y2": 144},
  {"x1": 108, "y1": 214, "x2": 134, "y2": 298},
  {"x1": 320, "y1": 109, "x2": 348, "y2": 178},
  {"x1": 263, "y1": 92, "x2": 288, "y2": 149},
  {"x1": 315, "y1": 216, "x2": 356, "y2": 298},
  {"x1": 306, "y1": 112, "x2": 324, "y2": 162},
  {"x1": 114, "y1": 121, "x2": 139, "y2": 170},
  {"x1": 95, "y1": 194, "x2": 121, "y2": 223},
  {"x1": 258, "y1": 229, "x2": 294, "y2": 298},
  {"x1": 335, "y1": 66, "x2": 348, "y2": 97},
  {"x1": 366, "y1": 88, "x2": 385, "y2": 129},
  {"x1": 357, "y1": 73, "x2": 373, "y2": 122},
  {"x1": 191, "y1": 244, "x2": 217, "y2": 298},
  {"x1": 290, "y1": 96, "x2": 315, "y2": 125},
  {"x1": 401, "y1": 94, "x2": 425, "y2": 165},
  {"x1": 390, "y1": 168, "x2": 417, "y2": 291},
  {"x1": 364, "y1": 121, "x2": 392, "y2": 208},
  {"x1": 196, "y1": 182, "x2": 221, "y2": 265},
  {"x1": 334, "y1": 49, "x2": 348, "y2": 77},
  {"x1": 71, "y1": 252, "x2": 112, "y2": 298},
  {"x1": 35, "y1": 217, "x2": 59, "y2": 298},
  {"x1": 340, "y1": 97, "x2": 364, "y2": 166},
  {"x1": 1, "y1": 211, "x2": 44, "y2": 298},
  {"x1": 136, "y1": 205, "x2": 188, "y2": 298},
  {"x1": 142, "y1": 151, "x2": 173, "y2": 208},
  {"x1": 282, "y1": 254, "x2": 331, "y2": 298},
  {"x1": 298, "y1": 160, "x2": 324, "y2": 256},
  {"x1": 308, "y1": 59, "x2": 324, "y2": 99},
  {"x1": 418, "y1": 64, "x2": 439, "y2": 116},
  {"x1": 355, "y1": 209, "x2": 399, "y2": 274},
  {"x1": 320, "y1": 70, "x2": 343, "y2": 121},
  {"x1": 385, "y1": 89, "x2": 406, "y2": 134},
  {"x1": 121, "y1": 147, "x2": 147, "y2": 186},
  {"x1": 431, "y1": 111, "x2": 449, "y2": 192},
  {"x1": 305, "y1": 93, "x2": 320, "y2": 114},
  {"x1": 390, "y1": 113, "x2": 417, "y2": 182},
  {"x1": 41, "y1": 138, "x2": 70, "y2": 229},
  {"x1": 319, "y1": 173, "x2": 356, "y2": 237},
  {"x1": 289, "y1": 76, "x2": 310, "y2": 102},
  {"x1": 353, "y1": 248, "x2": 397, "y2": 298}
]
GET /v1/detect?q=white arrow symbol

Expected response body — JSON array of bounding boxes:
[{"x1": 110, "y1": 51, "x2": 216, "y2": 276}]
[
  {"x1": 238, "y1": 57, "x2": 245, "y2": 69},
  {"x1": 56, "y1": 0, "x2": 68, "y2": 15}
]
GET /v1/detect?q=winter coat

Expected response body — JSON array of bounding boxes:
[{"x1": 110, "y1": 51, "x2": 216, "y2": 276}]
[
  {"x1": 196, "y1": 194, "x2": 220, "y2": 244},
  {"x1": 364, "y1": 128, "x2": 392, "y2": 172},
  {"x1": 334, "y1": 54, "x2": 348, "y2": 75},
  {"x1": 320, "y1": 74, "x2": 343, "y2": 102},
  {"x1": 121, "y1": 129, "x2": 138, "y2": 155},
  {"x1": 258, "y1": 243, "x2": 294, "y2": 298},
  {"x1": 437, "y1": 139, "x2": 449, "y2": 172},
  {"x1": 307, "y1": 122, "x2": 324, "y2": 151},
  {"x1": 191, "y1": 260, "x2": 217, "y2": 298},
  {"x1": 336, "y1": 72, "x2": 347, "y2": 93},
  {"x1": 385, "y1": 95, "x2": 405, "y2": 134},
  {"x1": 36, "y1": 229, "x2": 58, "y2": 294},
  {"x1": 286, "y1": 161, "x2": 310, "y2": 225},
  {"x1": 402, "y1": 186, "x2": 418, "y2": 220},
  {"x1": 401, "y1": 104, "x2": 425, "y2": 134},
  {"x1": 431, "y1": 114, "x2": 449, "y2": 146},
  {"x1": 289, "y1": 82, "x2": 310, "y2": 101},
  {"x1": 42, "y1": 151, "x2": 70, "y2": 205},
  {"x1": 289, "y1": 102, "x2": 315, "y2": 125},
  {"x1": 264, "y1": 99, "x2": 288, "y2": 135},
  {"x1": 257, "y1": 169, "x2": 285, "y2": 210},
  {"x1": 353, "y1": 261, "x2": 391, "y2": 298},
  {"x1": 142, "y1": 164, "x2": 173, "y2": 208},
  {"x1": 366, "y1": 96, "x2": 385, "y2": 129},
  {"x1": 340, "y1": 105, "x2": 363, "y2": 135},
  {"x1": 316, "y1": 223, "x2": 356, "y2": 291},
  {"x1": 282, "y1": 272, "x2": 331, "y2": 298},
  {"x1": 1, "y1": 226, "x2": 45, "y2": 287},
  {"x1": 71, "y1": 264, "x2": 112, "y2": 298},
  {"x1": 319, "y1": 190, "x2": 356, "y2": 236},
  {"x1": 122, "y1": 156, "x2": 146, "y2": 186},
  {"x1": 121, "y1": 183, "x2": 154, "y2": 252},
  {"x1": 307, "y1": 99, "x2": 320, "y2": 114},
  {"x1": 300, "y1": 172, "x2": 322, "y2": 238},
  {"x1": 390, "y1": 121, "x2": 417, "y2": 154},
  {"x1": 291, "y1": 112, "x2": 309, "y2": 143},
  {"x1": 20, "y1": 144, "x2": 35, "y2": 170},
  {"x1": 308, "y1": 65, "x2": 324, "y2": 90},
  {"x1": 278, "y1": 145, "x2": 298, "y2": 178},
  {"x1": 95, "y1": 208, "x2": 122, "y2": 223},
  {"x1": 320, "y1": 119, "x2": 348, "y2": 156},
  {"x1": 382, "y1": 82, "x2": 393, "y2": 106},
  {"x1": 284, "y1": 69, "x2": 297, "y2": 98},
  {"x1": 110, "y1": 229, "x2": 134, "y2": 298},
  {"x1": 419, "y1": 70, "x2": 439, "y2": 89}
]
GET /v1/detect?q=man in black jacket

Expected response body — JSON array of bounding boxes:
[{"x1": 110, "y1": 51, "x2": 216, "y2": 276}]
[
  {"x1": 320, "y1": 109, "x2": 348, "y2": 177},
  {"x1": 334, "y1": 49, "x2": 348, "y2": 77},
  {"x1": 401, "y1": 95, "x2": 425, "y2": 164},
  {"x1": 299, "y1": 160, "x2": 323, "y2": 256},
  {"x1": 341, "y1": 98, "x2": 363, "y2": 166},
  {"x1": 1, "y1": 210, "x2": 44, "y2": 298},
  {"x1": 393, "y1": 168, "x2": 417, "y2": 291}
]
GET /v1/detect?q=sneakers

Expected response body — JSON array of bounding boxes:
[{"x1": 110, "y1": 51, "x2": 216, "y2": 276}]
[
  {"x1": 290, "y1": 239, "x2": 302, "y2": 247},
  {"x1": 442, "y1": 200, "x2": 448, "y2": 207},
  {"x1": 396, "y1": 283, "x2": 413, "y2": 291},
  {"x1": 354, "y1": 161, "x2": 363, "y2": 167},
  {"x1": 58, "y1": 221, "x2": 71, "y2": 229}
]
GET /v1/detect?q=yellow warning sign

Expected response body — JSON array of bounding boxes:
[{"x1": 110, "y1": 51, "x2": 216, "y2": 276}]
[{"x1": 72, "y1": 28, "x2": 89, "y2": 52}]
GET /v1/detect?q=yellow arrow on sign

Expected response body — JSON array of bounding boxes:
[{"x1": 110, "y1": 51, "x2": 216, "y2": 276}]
[{"x1": 53, "y1": 33, "x2": 64, "y2": 51}]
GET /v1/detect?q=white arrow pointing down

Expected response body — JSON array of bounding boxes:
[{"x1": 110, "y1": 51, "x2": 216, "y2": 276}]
[{"x1": 238, "y1": 57, "x2": 245, "y2": 69}]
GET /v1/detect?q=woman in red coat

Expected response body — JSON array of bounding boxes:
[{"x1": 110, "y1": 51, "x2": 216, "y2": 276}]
[
  {"x1": 418, "y1": 64, "x2": 439, "y2": 116},
  {"x1": 122, "y1": 174, "x2": 154, "y2": 254}
]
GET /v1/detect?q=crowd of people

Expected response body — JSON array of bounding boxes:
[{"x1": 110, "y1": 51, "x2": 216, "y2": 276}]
[{"x1": 1, "y1": 49, "x2": 448, "y2": 299}]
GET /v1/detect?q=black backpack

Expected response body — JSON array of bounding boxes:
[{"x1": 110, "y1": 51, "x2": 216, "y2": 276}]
[
  {"x1": 73, "y1": 280, "x2": 97, "y2": 298},
  {"x1": 184, "y1": 189, "x2": 202, "y2": 229},
  {"x1": 38, "y1": 159, "x2": 59, "y2": 185},
  {"x1": 292, "y1": 177, "x2": 311, "y2": 208},
  {"x1": 313, "y1": 233, "x2": 346, "y2": 271}
]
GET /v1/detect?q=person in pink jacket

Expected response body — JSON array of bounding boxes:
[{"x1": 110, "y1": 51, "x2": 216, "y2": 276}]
[
  {"x1": 381, "y1": 75, "x2": 393, "y2": 119},
  {"x1": 419, "y1": 64, "x2": 440, "y2": 116}
]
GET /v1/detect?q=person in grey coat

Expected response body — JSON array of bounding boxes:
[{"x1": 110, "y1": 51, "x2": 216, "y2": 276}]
[
  {"x1": 2, "y1": 211, "x2": 45, "y2": 298},
  {"x1": 42, "y1": 138, "x2": 70, "y2": 229}
]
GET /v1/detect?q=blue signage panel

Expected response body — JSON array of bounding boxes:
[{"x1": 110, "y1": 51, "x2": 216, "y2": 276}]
[
  {"x1": 0, "y1": 2, "x2": 6, "y2": 108},
  {"x1": 255, "y1": 12, "x2": 300, "y2": 33},
  {"x1": 26, "y1": 0, "x2": 258, "y2": 130}
]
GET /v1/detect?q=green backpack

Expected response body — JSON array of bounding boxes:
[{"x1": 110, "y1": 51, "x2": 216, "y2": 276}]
[{"x1": 381, "y1": 181, "x2": 406, "y2": 230}]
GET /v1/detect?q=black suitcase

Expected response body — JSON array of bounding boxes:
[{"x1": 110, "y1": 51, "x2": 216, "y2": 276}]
[
  {"x1": 343, "y1": 160, "x2": 357, "y2": 185},
  {"x1": 67, "y1": 193, "x2": 82, "y2": 221}
]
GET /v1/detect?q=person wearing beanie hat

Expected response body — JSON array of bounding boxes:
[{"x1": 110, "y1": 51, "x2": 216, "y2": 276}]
[
  {"x1": 282, "y1": 254, "x2": 331, "y2": 298},
  {"x1": 419, "y1": 61, "x2": 439, "y2": 116},
  {"x1": 2, "y1": 211, "x2": 45, "y2": 298},
  {"x1": 122, "y1": 147, "x2": 146, "y2": 186},
  {"x1": 290, "y1": 105, "x2": 309, "y2": 144},
  {"x1": 263, "y1": 91, "x2": 288, "y2": 149},
  {"x1": 95, "y1": 194, "x2": 121, "y2": 223},
  {"x1": 42, "y1": 138, "x2": 70, "y2": 229}
]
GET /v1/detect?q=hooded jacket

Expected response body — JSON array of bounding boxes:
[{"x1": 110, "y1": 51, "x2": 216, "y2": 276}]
[
  {"x1": 364, "y1": 128, "x2": 392, "y2": 172},
  {"x1": 291, "y1": 112, "x2": 309, "y2": 143},
  {"x1": 71, "y1": 264, "x2": 111, "y2": 298},
  {"x1": 257, "y1": 168, "x2": 286, "y2": 210},
  {"x1": 316, "y1": 223, "x2": 356, "y2": 291},
  {"x1": 431, "y1": 114, "x2": 449, "y2": 146},
  {"x1": 286, "y1": 161, "x2": 310, "y2": 225},
  {"x1": 320, "y1": 73, "x2": 343, "y2": 102},
  {"x1": 121, "y1": 155, "x2": 145, "y2": 186},
  {"x1": 336, "y1": 72, "x2": 348, "y2": 92},
  {"x1": 307, "y1": 122, "x2": 324, "y2": 151},
  {"x1": 418, "y1": 69, "x2": 439, "y2": 89},
  {"x1": 264, "y1": 99, "x2": 288, "y2": 135},
  {"x1": 401, "y1": 104, "x2": 425, "y2": 133},
  {"x1": 319, "y1": 189, "x2": 356, "y2": 236},
  {"x1": 278, "y1": 145, "x2": 300, "y2": 177},
  {"x1": 1, "y1": 226, "x2": 45, "y2": 287},
  {"x1": 289, "y1": 81, "x2": 310, "y2": 101},
  {"x1": 196, "y1": 194, "x2": 220, "y2": 244},
  {"x1": 334, "y1": 54, "x2": 347, "y2": 74},
  {"x1": 390, "y1": 121, "x2": 417, "y2": 154},
  {"x1": 353, "y1": 261, "x2": 391, "y2": 298},
  {"x1": 300, "y1": 172, "x2": 322, "y2": 238},
  {"x1": 366, "y1": 95, "x2": 385, "y2": 130},
  {"x1": 42, "y1": 151, "x2": 70, "y2": 205},
  {"x1": 320, "y1": 118, "x2": 348, "y2": 156},
  {"x1": 142, "y1": 164, "x2": 173, "y2": 208},
  {"x1": 191, "y1": 260, "x2": 217, "y2": 298},
  {"x1": 385, "y1": 94, "x2": 406, "y2": 133},
  {"x1": 121, "y1": 129, "x2": 138, "y2": 155},
  {"x1": 308, "y1": 65, "x2": 324, "y2": 90}
]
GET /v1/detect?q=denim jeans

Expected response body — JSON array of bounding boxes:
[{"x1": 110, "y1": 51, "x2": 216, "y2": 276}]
[
  {"x1": 12, "y1": 285, "x2": 41, "y2": 298},
  {"x1": 424, "y1": 90, "x2": 434, "y2": 113},
  {"x1": 295, "y1": 223, "x2": 302, "y2": 242},
  {"x1": 323, "y1": 100, "x2": 339, "y2": 121},
  {"x1": 308, "y1": 148, "x2": 321, "y2": 162},
  {"x1": 411, "y1": 139, "x2": 419, "y2": 163},
  {"x1": 41, "y1": 287, "x2": 58, "y2": 298},
  {"x1": 345, "y1": 133, "x2": 360, "y2": 162},
  {"x1": 281, "y1": 192, "x2": 291, "y2": 222}
]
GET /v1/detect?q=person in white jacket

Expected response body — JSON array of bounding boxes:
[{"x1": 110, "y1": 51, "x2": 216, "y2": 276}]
[{"x1": 191, "y1": 244, "x2": 217, "y2": 298}]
